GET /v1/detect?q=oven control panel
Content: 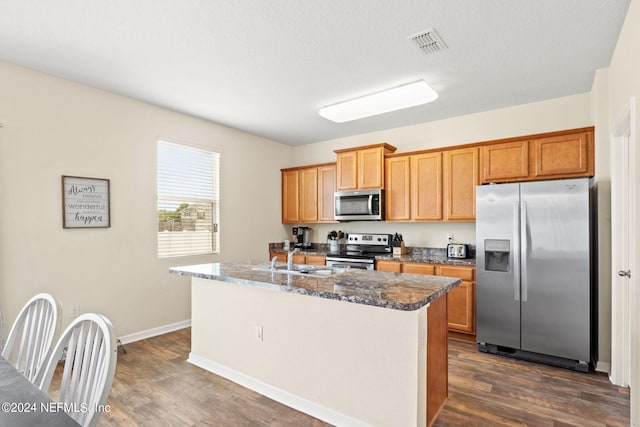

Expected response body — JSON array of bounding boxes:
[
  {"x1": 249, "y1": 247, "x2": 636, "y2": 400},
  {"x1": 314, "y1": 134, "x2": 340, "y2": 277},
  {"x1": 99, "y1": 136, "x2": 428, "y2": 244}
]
[{"x1": 346, "y1": 233, "x2": 391, "y2": 246}]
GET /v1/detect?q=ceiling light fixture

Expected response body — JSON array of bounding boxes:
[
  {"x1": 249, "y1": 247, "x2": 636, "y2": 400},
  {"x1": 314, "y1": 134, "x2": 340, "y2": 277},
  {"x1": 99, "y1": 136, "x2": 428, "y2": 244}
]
[{"x1": 319, "y1": 80, "x2": 438, "y2": 123}]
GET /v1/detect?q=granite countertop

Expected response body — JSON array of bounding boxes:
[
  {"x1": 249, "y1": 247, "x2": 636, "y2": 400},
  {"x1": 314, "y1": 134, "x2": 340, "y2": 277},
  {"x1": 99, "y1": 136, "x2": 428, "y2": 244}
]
[
  {"x1": 375, "y1": 253, "x2": 476, "y2": 267},
  {"x1": 170, "y1": 261, "x2": 461, "y2": 312}
]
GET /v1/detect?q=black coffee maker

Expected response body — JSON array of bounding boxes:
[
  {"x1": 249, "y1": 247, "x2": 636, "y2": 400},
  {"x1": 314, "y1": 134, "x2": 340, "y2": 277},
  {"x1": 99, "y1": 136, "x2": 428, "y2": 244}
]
[{"x1": 292, "y1": 226, "x2": 312, "y2": 248}]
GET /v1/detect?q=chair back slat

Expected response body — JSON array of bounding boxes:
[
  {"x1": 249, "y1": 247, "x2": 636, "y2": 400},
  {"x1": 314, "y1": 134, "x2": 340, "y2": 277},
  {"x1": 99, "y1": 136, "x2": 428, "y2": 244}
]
[
  {"x1": 2, "y1": 294, "x2": 58, "y2": 383},
  {"x1": 39, "y1": 313, "x2": 117, "y2": 427}
]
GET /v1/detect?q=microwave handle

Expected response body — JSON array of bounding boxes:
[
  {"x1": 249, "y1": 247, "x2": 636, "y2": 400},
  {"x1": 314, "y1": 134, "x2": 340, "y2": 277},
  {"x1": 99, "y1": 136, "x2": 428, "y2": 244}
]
[{"x1": 368, "y1": 194, "x2": 373, "y2": 215}]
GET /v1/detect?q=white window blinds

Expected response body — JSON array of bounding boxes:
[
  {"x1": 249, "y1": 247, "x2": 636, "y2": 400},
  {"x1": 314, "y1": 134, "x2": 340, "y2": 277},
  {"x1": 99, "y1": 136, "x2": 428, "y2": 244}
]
[{"x1": 157, "y1": 140, "x2": 220, "y2": 258}]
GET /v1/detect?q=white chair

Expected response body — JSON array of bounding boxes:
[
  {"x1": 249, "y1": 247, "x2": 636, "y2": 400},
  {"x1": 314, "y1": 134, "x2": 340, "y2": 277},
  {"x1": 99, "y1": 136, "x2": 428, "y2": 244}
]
[
  {"x1": 2, "y1": 293, "x2": 58, "y2": 383},
  {"x1": 38, "y1": 313, "x2": 117, "y2": 427}
]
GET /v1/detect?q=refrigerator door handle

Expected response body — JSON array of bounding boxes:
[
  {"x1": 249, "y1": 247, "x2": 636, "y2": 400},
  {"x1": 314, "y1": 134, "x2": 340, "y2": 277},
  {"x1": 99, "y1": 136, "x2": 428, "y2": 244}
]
[
  {"x1": 520, "y1": 201, "x2": 528, "y2": 302},
  {"x1": 513, "y1": 201, "x2": 521, "y2": 302}
]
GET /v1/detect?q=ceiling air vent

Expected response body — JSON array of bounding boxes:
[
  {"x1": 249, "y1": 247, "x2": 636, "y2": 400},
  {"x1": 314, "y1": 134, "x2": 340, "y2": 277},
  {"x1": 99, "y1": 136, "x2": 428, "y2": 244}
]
[{"x1": 409, "y1": 28, "x2": 447, "y2": 54}]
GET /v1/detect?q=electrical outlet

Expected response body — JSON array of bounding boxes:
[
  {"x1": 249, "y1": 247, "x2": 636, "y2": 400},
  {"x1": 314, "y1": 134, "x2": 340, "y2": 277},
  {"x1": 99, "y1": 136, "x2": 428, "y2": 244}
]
[
  {"x1": 255, "y1": 325, "x2": 263, "y2": 341},
  {"x1": 447, "y1": 233, "x2": 454, "y2": 243},
  {"x1": 70, "y1": 304, "x2": 80, "y2": 318}
]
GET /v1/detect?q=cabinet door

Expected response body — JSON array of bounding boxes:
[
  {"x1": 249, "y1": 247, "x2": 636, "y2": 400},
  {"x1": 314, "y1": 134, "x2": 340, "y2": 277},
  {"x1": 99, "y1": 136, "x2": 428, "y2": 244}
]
[
  {"x1": 281, "y1": 170, "x2": 299, "y2": 223},
  {"x1": 480, "y1": 140, "x2": 529, "y2": 183},
  {"x1": 305, "y1": 255, "x2": 326, "y2": 266},
  {"x1": 385, "y1": 156, "x2": 411, "y2": 221},
  {"x1": 358, "y1": 147, "x2": 385, "y2": 189},
  {"x1": 443, "y1": 148, "x2": 478, "y2": 221},
  {"x1": 411, "y1": 152, "x2": 442, "y2": 220},
  {"x1": 336, "y1": 151, "x2": 358, "y2": 190},
  {"x1": 446, "y1": 281, "x2": 475, "y2": 334},
  {"x1": 532, "y1": 131, "x2": 592, "y2": 178},
  {"x1": 376, "y1": 260, "x2": 402, "y2": 272},
  {"x1": 438, "y1": 266, "x2": 475, "y2": 334},
  {"x1": 402, "y1": 263, "x2": 436, "y2": 275},
  {"x1": 299, "y1": 168, "x2": 318, "y2": 222},
  {"x1": 317, "y1": 165, "x2": 336, "y2": 222}
]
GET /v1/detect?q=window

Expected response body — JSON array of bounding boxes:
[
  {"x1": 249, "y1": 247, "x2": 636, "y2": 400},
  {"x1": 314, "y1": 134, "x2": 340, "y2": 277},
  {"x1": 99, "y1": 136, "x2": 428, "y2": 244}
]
[{"x1": 157, "y1": 140, "x2": 220, "y2": 258}]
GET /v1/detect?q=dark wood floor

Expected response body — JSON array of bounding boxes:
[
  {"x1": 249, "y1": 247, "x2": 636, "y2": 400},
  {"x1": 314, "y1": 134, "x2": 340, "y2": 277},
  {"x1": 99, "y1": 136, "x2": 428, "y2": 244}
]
[
  {"x1": 434, "y1": 340, "x2": 629, "y2": 427},
  {"x1": 99, "y1": 328, "x2": 629, "y2": 426}
]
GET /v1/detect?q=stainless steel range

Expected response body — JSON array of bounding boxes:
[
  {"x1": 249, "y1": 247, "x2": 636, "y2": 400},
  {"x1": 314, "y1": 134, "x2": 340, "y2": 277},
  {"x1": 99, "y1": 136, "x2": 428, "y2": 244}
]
[{"x1": 325, "y1": 233, "x2": 392, "y2": 270}]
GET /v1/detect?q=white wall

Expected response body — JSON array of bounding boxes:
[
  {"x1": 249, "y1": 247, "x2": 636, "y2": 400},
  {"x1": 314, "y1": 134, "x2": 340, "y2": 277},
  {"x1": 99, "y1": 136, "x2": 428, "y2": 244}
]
[
  {"x1": 0, "y1": 61, "x2": 290, "y2": 339},
  {"x1": 285, "y1": 93, "x2": 593, "y2": 249}
]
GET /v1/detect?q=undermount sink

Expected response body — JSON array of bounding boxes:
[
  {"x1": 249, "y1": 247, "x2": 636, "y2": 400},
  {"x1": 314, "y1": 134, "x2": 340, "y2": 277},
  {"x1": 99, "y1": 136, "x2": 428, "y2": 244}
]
[{"x1": 252, "y1": 264, "x2": 349, "y2": 278}]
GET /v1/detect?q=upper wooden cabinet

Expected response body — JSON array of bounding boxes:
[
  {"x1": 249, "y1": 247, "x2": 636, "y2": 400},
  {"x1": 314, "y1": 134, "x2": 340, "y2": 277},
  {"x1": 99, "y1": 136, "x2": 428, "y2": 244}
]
[
  {"x1": 299, "y1": 167, "x2": 318, "y2": 223},
  {"x1": 385, "y1": 152, "x2": 443, "y2": 221},
  {"x1": 335, "y1": 150, "x2": 358, "y2": 190},
  {"x1": 412, "y1": 152, "x2": 443, "y2": 220},
  {"x1": 385, "y1": 156, "x2": 411, "y2": 221},
  {"x1": 480, "y1": 128, "x2": 594, "y2": 184},
  {"x1": 281, "y1": 163, "x2": 336, "y2": 224},
  {"x1": 317, "y1": 164, "x2": 337, "y2": 222},
  {"x1": 335, "y1": 143, "x2": 396, "y2": 190},
  {"x1": 281, "y1": 169, "x2": 300, "y2": 223},
  {"x1": 480, "y1": 140, "x2": 529, "y2": 183},
  {"x1": 532, "y1": 131, "x2": 593, "y2": 178},
  {"x1": 443, "y1": 148, "x2": 478, "y2": 221}
]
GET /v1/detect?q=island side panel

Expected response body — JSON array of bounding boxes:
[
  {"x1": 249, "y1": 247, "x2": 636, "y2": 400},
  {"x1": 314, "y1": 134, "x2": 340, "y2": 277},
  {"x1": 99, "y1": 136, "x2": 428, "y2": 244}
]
[
  {"x1": 189, "y1": 277, "x2": 427, "y2": 427},
  {"x1": 427, "y1": 293, "x2": 448, "y2": 426}
]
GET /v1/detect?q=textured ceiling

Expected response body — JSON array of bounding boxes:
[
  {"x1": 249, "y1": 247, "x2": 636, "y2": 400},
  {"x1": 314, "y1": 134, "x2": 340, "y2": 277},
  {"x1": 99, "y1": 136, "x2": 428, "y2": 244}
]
[{"x1": 0, "y1": 0, "x2": 630, "y2": 145}]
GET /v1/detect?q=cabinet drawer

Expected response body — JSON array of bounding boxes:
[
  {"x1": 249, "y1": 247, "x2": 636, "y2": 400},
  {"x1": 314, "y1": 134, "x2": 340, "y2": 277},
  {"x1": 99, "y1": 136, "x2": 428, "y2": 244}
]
[
  {"x1": 402, "y1": 263, "x2": 436, "y2": 275},
  {"x1": 269, "y1": 252, "x2": 287, "y2": 262},
  {"x1": 305, "y1": 255, "x2": 326, "y2": 265},
  {"x1": 376, "y1": 260, "x2": 402, "y2": 272},
  {"x1": 438, "y1": 266, "x2": 475, "y2": 281}
]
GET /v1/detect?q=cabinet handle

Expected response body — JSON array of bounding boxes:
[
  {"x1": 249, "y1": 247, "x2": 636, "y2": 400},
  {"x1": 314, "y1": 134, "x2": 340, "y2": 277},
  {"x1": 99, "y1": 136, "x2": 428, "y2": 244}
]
[{"x1": 618, "y1": 270, "x2": 631, "y2": 278}]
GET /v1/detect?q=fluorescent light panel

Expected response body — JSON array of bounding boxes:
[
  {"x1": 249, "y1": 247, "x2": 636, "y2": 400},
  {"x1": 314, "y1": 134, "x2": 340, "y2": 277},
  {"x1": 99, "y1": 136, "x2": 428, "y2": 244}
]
[{"x1": 319, "y1": 80, "x2": 438, "y2": 123}]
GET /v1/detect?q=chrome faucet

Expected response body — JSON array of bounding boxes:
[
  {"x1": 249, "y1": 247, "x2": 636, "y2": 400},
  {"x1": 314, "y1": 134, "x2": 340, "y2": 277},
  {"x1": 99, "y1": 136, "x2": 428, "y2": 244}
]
[
  {"x1": 270, "y1": 256, "x2": 278, "y2": 270},
  {"x1": 287, "y1": 248, "x2": 300, "y2": 270}
]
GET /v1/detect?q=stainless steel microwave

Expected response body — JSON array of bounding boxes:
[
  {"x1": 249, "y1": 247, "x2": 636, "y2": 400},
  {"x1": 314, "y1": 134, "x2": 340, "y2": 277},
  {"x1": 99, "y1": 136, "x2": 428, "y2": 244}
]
[{"x1": 334, "y1": 189, "x2": 385, "y2": 221}]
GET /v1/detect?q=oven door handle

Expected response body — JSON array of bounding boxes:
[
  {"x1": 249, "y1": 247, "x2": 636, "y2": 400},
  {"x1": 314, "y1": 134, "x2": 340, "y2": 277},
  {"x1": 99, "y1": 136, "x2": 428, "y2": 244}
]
[{"x1": 326, "y1": 260, "x2": 373, "y2": 270}]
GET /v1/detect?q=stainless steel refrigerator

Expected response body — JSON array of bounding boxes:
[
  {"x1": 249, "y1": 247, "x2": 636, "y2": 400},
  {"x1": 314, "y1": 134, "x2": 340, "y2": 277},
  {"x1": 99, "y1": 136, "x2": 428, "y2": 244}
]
[{"x1": 476, "y1": 178, "x2": 593, "y2": 372}]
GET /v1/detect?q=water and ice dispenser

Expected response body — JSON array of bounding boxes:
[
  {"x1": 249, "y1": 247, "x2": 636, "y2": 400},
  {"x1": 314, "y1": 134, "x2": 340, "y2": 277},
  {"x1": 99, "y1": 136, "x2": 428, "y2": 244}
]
[{"x1": 484, "y1": 239, "x2": 510, "y2": 272}]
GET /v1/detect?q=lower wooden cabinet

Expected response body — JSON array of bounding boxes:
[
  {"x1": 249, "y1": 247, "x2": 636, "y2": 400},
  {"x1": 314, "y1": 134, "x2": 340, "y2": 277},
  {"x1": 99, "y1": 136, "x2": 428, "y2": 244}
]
[
  {"x1": 375, "y1": 259, "x2": 403, "y2": 272},
  {"x1": 268, "y1": 252, "x2": 326, "y2": 266},
  {"x1": 376, "y1": 260, "x2": 476, "y2": 337}
]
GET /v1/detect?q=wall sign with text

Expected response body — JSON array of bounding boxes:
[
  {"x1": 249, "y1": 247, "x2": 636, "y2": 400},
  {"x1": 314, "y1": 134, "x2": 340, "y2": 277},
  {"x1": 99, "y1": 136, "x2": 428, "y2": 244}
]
[{"x1": 62, "y1": 176, "x2": 110, "y2": 228}]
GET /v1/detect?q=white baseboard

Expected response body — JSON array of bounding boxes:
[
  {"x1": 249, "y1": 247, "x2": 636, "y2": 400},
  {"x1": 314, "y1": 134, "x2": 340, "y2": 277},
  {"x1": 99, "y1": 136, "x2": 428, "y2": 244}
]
[
  {"x1": 596, "y1": 361, "x2": 611, "y2": 375},
  {"x1": 188, "y1": 352, "x2": 370, "y2": 427},
  {"x1": 118, "y1": 319, "x2": 191, "y2": 345}
]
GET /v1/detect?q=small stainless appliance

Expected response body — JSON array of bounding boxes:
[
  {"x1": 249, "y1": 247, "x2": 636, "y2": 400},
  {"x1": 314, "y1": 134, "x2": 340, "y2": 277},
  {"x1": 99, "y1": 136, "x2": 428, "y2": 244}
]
[
  {"x1": 447, "y1": 243, "x2": 470, "y2": 259},
  {"x1": 325, "y1": 233, "x2": 392, "y2": 270},
  {"x1": 334, "y1": 189, "x2": 384, "y2": 221},
  {"x1": 292, "y1": 226, "x2": 312, "y2": 248},
  {"x1": 476, "y1": 178, "x2": 593, "y2": 372}
]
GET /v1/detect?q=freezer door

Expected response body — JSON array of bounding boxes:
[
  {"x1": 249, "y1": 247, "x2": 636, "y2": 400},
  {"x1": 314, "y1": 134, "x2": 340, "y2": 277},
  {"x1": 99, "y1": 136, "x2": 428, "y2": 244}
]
[
  {"x1": 520, "y1": 178, "x2": 590, "y2": 361},
  {"x1": 476, "y1": 183, "x2": 521, "y2": 349}
]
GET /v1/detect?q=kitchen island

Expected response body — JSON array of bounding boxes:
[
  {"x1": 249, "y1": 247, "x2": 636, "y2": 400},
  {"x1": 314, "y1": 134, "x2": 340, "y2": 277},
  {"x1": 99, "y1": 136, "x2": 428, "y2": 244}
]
[{"x1": 170, "y1": 262, "x2": 461, "y2": 427}]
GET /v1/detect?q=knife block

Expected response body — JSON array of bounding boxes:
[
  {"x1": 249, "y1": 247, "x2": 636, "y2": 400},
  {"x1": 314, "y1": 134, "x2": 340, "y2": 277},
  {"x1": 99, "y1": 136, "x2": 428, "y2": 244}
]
[{"x1": 392, "y1": 242, "x2": 409, "y2": 256}]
